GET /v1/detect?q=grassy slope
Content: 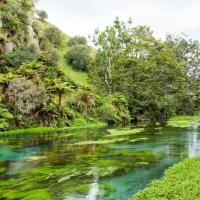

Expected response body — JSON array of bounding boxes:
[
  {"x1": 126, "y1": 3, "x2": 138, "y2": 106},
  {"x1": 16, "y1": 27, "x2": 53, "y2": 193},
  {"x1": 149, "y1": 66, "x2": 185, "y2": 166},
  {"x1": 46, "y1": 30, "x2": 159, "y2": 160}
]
[
  {"x1": 38, "y1": 18, "x2": 90, "y2": 86},
  {"x1": 58, "y1": 49, "x2": 89, "y2": 86}
]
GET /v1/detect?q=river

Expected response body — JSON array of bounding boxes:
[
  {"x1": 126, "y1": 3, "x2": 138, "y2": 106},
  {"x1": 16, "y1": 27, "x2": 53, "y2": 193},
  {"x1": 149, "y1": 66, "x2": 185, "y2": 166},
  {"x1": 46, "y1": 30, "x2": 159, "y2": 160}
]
[{"x1": 0, "y1": 122, "x2": 199, "y2": 199}]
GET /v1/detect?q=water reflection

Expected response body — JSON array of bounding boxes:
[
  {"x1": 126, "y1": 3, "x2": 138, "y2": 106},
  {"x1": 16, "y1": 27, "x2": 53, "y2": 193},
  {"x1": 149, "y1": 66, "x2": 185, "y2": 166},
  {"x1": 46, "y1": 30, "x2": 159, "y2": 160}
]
[
  {"x1": 1, "y1": 124, "x2": 200, "y2": 200},
  {"x1": 188, "y1": 124, "x2": 200, "y2": 157}
]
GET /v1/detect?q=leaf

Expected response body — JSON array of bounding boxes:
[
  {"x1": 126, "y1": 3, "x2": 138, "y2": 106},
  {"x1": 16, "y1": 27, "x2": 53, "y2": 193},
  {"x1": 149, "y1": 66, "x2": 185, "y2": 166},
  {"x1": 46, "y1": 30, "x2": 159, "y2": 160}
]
[{"x1": 0, "y1": 109, "x2": 13, "y2": 119}]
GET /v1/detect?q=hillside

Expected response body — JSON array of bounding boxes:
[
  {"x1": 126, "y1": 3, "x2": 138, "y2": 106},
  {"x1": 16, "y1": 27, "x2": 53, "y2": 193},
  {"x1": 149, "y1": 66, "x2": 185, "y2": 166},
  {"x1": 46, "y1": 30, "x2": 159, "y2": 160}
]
[
  {"x1": 0, "y1": 0, "x2": 103, "y2": 131},
  {"x1": 1, "y1": 0, "x2": 200, "y2": 132}
]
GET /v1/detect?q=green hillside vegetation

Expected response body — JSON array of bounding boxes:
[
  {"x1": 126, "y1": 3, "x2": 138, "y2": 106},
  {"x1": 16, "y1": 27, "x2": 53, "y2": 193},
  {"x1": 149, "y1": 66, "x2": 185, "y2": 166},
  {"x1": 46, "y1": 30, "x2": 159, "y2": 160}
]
[
  {"x1": 1, "y1": 1, "x2": 200, "y2": 200},
  {"x1": 1, "y1": 0, "x2": 200, "y2": 132}
]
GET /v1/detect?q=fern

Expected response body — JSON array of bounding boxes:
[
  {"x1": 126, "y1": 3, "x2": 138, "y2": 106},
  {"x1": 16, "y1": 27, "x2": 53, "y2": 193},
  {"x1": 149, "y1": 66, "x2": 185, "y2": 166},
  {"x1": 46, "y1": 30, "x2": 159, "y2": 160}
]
[
  {"x1": 0, "y1": 109, "x2": 13, "y2": 119},
  {"x1": 0, "y1": 118, "x2": 9, "y2": 130}
]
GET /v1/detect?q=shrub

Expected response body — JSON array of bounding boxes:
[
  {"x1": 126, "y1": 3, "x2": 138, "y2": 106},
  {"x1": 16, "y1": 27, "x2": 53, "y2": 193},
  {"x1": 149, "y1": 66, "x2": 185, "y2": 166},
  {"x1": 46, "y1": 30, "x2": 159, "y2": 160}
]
[
  {"x1": 68, "y1": 36, "x2": 87, "y2": 47},
  {"x1": 94, "y1": 103, "x2": 120, "y2": 124},
  {"x1": 132, "y1": 156, "x2": 200, "y2": 200},
  {"x1": 6, "y1": 78, "x2": 49, "y2": 115},
  {"x1": 38, "y1": 49, "x2": 60, "y2": 66},
  {"x1": 43, "y1": 27, "x2": 62, "y2": 47},
  {"x1": 5, "y1": 44, "x2": 38, "y2": 69},
  {"x1": 65, "y1": 45, "x2": 90, "y2": 71}
]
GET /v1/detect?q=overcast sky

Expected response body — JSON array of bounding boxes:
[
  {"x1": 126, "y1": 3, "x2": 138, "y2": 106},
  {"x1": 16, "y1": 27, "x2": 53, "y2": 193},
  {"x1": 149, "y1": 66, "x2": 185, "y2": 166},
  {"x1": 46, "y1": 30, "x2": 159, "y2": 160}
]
[{"x1": 36, "y1": 0, "x2": 200, "y2": 43}]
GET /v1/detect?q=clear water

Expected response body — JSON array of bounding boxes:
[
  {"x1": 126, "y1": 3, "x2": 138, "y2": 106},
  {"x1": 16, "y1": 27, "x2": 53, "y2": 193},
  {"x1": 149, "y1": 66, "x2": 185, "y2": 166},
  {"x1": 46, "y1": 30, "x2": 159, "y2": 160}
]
[{"x1": 0, "y1": 122, "x2": 200, "y2": 200}]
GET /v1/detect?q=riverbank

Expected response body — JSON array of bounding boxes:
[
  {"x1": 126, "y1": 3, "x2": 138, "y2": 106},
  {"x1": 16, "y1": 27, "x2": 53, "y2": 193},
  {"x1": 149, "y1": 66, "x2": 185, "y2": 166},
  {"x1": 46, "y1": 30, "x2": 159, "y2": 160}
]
[
  {"x1": 131, "y1": 115, "x2": 200, "y2": 199},
  {"x1": 169, "y1": 115, "x2": 200, "y2": 122},
  {"x1": 132, "y1": 155, "x2": 200, "y2": 199},
  {"x1": 0, "y1": 122, "x2": 108, "y2": 135}
]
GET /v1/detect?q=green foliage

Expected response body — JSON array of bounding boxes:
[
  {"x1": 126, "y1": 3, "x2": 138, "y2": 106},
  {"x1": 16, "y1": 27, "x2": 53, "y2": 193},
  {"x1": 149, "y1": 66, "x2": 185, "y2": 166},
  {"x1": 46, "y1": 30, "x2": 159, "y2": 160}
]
[
  {"x1": 0, "y1": 0, "x2": 35, "y2": 48},
  {"x1": 38, "y1": 49, "x2": 60, "y2": 66},
  {"x1": 0, "y1": 104, "x2": 13, "y2": 130},
  {"x1": 94, "y1": 103, "x2": 120, "y2": 123},
  {"x1": 5, "y1": 44, "x2": 39, "y2": 70},
  {"x1": 2, "y1": 14, "x2": 22, "y2": 32},
  {"x1": 65, "y1": 45, "x2": 90, "y2": 71},
  {"x1": 76, "y1": 86, "x2": 95, "y2": 116},
  {"x1": 165, "y1": 33, "x2": 200, "y2": 115},
  {"x1": 44, "y1": 26, "x2": 62, "y2": 47},
  {"x1": 93, "y1": 93, "x2": 131, "y2": 124},
  {"x1": 132, "y1": 156, "x2": 200, "y2": 200},
  {"x1": 0, "y1": 167, "x2": 6, "y2": 173},
  {"x1": 68, "y1": 36, "x2": 87, "y2": 47},
  {"x1": 169, "y1": 115, "x2": 200, "y2": 122},
  {"x1": 89, "y1": 17, "x2": 186, "y2": 121},
  {"x1": 6, "y1": 77, "x2": 48, "y2": 115},
  {"x1": 36, "y1": 10, "x2": 48, "y2": 21}
]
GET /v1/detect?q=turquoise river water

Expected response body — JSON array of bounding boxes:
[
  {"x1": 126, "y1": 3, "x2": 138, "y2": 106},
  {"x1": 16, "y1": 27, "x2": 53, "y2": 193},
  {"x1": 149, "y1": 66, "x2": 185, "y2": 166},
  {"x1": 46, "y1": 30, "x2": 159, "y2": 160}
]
[{"x1": 0, "y1": 122, "x2": 200, "y2": 200}]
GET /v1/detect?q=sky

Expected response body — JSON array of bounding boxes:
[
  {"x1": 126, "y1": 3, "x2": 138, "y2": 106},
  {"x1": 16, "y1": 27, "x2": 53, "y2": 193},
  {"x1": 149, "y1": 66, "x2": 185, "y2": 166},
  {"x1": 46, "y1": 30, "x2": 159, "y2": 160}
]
[{"x1": 36, "y1": 0, "x2": 200, "y2": 43}]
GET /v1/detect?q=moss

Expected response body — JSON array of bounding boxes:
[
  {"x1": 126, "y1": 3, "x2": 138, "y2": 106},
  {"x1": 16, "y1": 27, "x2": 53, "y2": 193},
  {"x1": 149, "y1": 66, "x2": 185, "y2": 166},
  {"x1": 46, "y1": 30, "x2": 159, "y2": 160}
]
[
  {"x1": 72, "y1": 138, "x2": 128, "y2": 145},
  {"x1": 22, "y1": 166, "x2": 66, "y2": 175},
  {"x1": 135, "y1": 162, "x2": 149, "y2": 166},
  {"x1": 99, "y1": 184, "x2": 116, "y2": 196},
  {"x1": 167, "y1": 120, "x2": 190, "y2": 128},
  {"x1": 129, "y1": 138, "x2": 148, "y2": 143},
  {"x1": 157, "y1": 150, "x2": 188, "y2": 157},
  {"x1": 73, "y1": 184, "x2": 90, "y2": 194},
  {"x1": 164, "y1": 141, "x2": 188, "y2": 147},
  {"x1": 106, "y1": 128, "x2": 145, "y2": 137},
  {"x1": 3, "y1": 188, "x2": 52, "y2": 200},
  {"x1": 0, "y1": 166, "x2": 6, "y2": 173},
  {"x1": 10, "y1": 145, "x2": 23, "y2": 152}
]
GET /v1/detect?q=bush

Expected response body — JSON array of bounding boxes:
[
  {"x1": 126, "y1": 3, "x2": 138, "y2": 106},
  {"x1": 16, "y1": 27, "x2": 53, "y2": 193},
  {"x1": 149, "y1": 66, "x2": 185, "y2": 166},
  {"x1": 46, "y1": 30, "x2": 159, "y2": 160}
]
[
  {"x1": 68, "y1": 36, "x2": 87, "y2": 47},
  {"x1": 132, "y1": 156, "x2": 200, "y2": 200},
  {"x1": 43, "y1": 27, "x2": 62, "y2": 47},
  {"x1": 5, "y1": 44, "x2": 38, "y2": 69},
  {"x1": 39, "y1": 49, "x2": 60, "y2": 66},
  {"x1": 65, "y1": 45, "x2": 90, "y2": 71},
  {"x1": 36, "y1": 10, "x2": 48, "y2": 21},
  {"x1": 94, "y1": 103, "x2": 120, "y2": 124}
]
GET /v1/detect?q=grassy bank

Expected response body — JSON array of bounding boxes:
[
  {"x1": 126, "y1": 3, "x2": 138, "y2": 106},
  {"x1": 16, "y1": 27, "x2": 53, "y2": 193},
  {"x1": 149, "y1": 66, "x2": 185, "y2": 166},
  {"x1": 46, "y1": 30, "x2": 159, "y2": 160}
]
[
  {"x1": 167, "y1": 115, "x2": 200, "y2": 128},
  {"x1": 169, "y1": 115, "x2": 200, "y2": 122},
  {"x1": 1, "y1": 123, "x2": 107, "y2": 135},
  {"x1": 131, "y1": 155, "x2": 200, "y2": 200}
]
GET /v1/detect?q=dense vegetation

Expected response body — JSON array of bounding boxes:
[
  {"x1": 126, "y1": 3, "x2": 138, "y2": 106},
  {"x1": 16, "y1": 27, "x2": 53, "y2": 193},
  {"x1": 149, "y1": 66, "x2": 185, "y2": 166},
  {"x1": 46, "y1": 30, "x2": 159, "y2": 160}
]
[
  {"x1": 132, "y1": 156, "x2": 200, "y2": 200},
  {"x1": 1, "y1": 0, "x2": 200, "y2": 132},
  {"x1": 1, "y1": 1, "x2": 200, "y2": 200}
]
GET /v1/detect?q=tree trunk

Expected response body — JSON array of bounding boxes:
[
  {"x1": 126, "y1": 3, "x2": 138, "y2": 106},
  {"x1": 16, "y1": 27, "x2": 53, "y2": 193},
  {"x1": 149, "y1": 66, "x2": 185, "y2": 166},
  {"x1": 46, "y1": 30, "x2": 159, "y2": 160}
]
[{"x1": 58, "y1": 93, "x2": 62, "y2": 119}]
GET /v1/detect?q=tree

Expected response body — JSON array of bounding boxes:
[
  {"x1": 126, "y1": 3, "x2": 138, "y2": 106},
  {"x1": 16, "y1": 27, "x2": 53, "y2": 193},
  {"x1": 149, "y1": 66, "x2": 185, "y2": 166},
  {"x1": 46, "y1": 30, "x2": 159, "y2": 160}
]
[
  {"x1": 36, "y1": 10, "x2": 48, "y2": 21},
  {"x1": 76, "y1": 86, "x2": 95, "y2": 116},
  {"x1": 165, "y1": 33, "x2": 200, "y2": 115},
  {"x1": 65, "y1": 45, "x2": 90, "y2": 71},
  {"x1": 6, "y1": 78, "x2": 49, "y2": 115},
  {"x1": 89, "y1": 17, "x2": 186, "y2": 121},
  {"x1": 47, "y1": 80, "x2": 73, "y2": 119},
  {"x1": 68, "y1": 36, "x2": 87, "y2": 47},
  {"x1": 89, "y1": 17, "x2": 134, "y2": 95}
]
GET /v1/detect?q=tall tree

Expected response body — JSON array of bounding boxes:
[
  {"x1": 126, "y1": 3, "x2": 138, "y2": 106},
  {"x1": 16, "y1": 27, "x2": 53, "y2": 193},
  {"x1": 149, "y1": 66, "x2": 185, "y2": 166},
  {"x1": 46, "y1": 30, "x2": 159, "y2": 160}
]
[
  {"x1": 165, "y1": 33, "x2": 200, "y2": 115},
  {"x1": 89, "y1": 18, "x2": 186, "y2": 121},
  {"x1": 89, "y1": 17, "x2": 133, "y2": 95}
]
